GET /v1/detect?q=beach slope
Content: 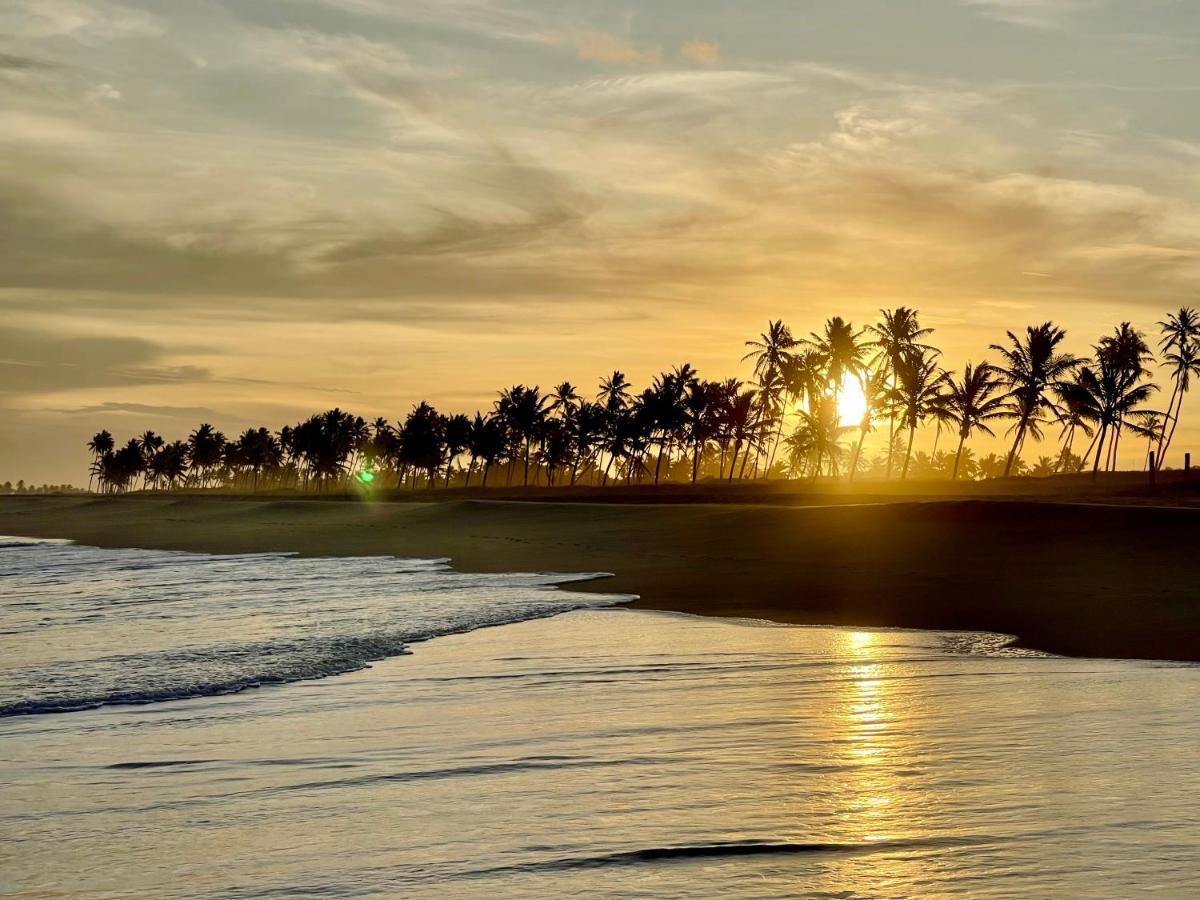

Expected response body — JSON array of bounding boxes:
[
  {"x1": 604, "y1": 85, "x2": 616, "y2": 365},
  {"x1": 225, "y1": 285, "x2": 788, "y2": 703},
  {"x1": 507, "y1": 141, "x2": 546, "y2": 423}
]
[{"x1": 2, "y1": 494, "x2": 1198, "y2": 661}]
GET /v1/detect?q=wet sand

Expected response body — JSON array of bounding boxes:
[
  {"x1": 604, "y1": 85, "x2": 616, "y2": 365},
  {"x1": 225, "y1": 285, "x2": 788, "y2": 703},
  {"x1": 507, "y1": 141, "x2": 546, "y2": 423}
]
[{"x1": 3, "y1": 492, "x2": 1200, "y2": 661}]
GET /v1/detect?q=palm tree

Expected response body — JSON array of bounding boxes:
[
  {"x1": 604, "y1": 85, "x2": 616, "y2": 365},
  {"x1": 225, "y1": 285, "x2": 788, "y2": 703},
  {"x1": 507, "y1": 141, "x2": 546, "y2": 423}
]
[
  {"x1": 1048, "y1": 389, "x2": 1093, "y2": 474},
  {"x1": 743, "y1": 320, "x2": 796, "y2": 382},
  {"x1": 890, "y1": 346, "x2": 949, "y2": 479},
  {"x1": 547, "y1": 382, "x2": 581, "y2": 418},
  {"x1": 990, "y1": 323, "x2": 1083, "y2": 476},
  {"x1": 809, "y1": 316, "x2": 865, "y2": 403},
  {"x1": 942, "y1": 363, "x2": 1008, "y2": 480},
  {"x1": 187, "y1": 424, "x2": 226, "y2": 488},
  {"x1": 466, "y1": 413, "x2": 508, "y2": 487},
  {"x1": 597, "y1": 371, "x2": 632, "y2": 411},
  {"x1": 1156, "y1": 308, "x2": 1200, "y2": 467},
  {"x1": 86, "y1": 430, "x2": 114, "y2": 492},
  {"x1": 495, "y1": 385, "x2": 547, "y2": 486},
  {"x1": 866, "y1": 308, "x2": 935, "y2": 479},
  {"x1": 138, "y1": 430, "x2": 164, "y2": 490},
  {"x1": 846, "y1": 368, "x2": 891, "y2": 482},
  {"x1": 1063, "y1": 359, "x2": 1158, "y2": 477},
  {"x1": 442, "y1": 413, "x2": 472, "y2": 486}
]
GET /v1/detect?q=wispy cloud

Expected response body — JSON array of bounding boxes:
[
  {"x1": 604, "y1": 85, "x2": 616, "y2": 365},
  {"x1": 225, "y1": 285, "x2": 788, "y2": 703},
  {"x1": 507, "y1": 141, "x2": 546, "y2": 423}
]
[
  {"x1": 559, "y1": 28, "x2": 661, "y2": 66},
  {"x1": 962, "y1": 0, "x2": 1086, "y2": 29},
  {"x1": 680, "y1": 39, "x2": 720, "y2": 66}
]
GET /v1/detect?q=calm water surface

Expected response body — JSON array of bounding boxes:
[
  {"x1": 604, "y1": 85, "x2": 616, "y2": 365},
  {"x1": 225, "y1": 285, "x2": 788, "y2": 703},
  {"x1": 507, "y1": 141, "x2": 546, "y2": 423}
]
[{"x1": 3, "y1": 538, "x2": 1199, "y2": 897}]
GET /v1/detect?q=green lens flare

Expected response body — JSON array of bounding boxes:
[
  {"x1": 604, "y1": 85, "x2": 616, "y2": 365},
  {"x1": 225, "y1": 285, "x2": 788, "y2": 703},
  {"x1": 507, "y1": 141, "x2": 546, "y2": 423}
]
[{"x1": 357, "y1": 470, "x2": 375, "y2": 484}]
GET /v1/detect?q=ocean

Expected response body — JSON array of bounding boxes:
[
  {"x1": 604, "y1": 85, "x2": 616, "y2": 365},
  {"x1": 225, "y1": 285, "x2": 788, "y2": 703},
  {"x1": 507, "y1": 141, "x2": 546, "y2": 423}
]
[{"x1": 3, "y1": 537, "x2": 1199, "y2": 897}]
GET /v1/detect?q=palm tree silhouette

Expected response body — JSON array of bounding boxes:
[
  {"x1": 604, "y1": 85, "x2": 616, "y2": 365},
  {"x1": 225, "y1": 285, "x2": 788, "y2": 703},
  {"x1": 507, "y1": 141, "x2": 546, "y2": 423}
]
[
  {"x1": 86, "y1": 430, "x2": 114, "y2": 492},
  {"x1": 990, "y1": 323, "x2": 1083, "y2": 477},
  {"x1": 890, "y1": 346, "x2": 948, "y2": 479},
  {"x1": 846, "y1": 368, "x2": 890, "y2": 482},
  {"x1": 1155, "y1": 308, "x2": 1200, "y2": 468},
  {"x1": 495, "y1": 385, "x2": 546, "y2": 486},
  {"x1": 866, "y1": 308, "x2": 935, "y2": 479},
  {"x1": 943, "y1": 363, "x2": 1008, "y2": 480}
]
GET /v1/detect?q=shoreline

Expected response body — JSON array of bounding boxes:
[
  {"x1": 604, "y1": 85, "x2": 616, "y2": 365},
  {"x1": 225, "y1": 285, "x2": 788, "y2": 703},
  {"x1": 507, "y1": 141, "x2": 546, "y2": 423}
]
[{"x1": 4, "y1": 493, "x2": 1200, "y2": 662}]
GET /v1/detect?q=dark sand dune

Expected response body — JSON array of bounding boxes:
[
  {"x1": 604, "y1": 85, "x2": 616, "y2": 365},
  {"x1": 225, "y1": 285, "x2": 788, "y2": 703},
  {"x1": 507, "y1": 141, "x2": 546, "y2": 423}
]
[{"x1": 3, "y1": 492, "x2": 1199, "y2": 661}]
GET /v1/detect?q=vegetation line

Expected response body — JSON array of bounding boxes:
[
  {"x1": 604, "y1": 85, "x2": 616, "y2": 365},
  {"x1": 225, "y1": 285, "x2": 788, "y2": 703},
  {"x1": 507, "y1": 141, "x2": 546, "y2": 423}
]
[{"x1": 83, "y1": 308, "x2": 1198, "y2": 493}]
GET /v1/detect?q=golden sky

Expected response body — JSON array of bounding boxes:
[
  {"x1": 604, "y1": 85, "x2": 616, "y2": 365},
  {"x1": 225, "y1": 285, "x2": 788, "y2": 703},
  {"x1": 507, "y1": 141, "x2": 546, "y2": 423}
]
[{"x1": 3, "y1": 0, "x2": 1200, "y2": 481}]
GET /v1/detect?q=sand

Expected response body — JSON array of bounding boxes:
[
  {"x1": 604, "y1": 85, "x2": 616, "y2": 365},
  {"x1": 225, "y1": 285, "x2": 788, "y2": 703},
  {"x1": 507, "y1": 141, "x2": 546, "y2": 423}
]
[{"x1": 3, "y1": 490, "x2": 1200, "y2": 661}]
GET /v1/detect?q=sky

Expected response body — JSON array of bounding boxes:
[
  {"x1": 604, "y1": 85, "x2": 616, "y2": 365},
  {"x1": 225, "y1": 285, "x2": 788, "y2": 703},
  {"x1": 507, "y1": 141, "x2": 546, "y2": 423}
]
[{"x1": 3, "y1": 0, "x2": 1200, "y2": 482}]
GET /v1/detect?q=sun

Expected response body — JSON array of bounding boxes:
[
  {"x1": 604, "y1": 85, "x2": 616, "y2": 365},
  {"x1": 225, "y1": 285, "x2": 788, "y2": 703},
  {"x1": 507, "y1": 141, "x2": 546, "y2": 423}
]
[{"x1": 838, "y1": 372, "x2": 868, "y2": 428}]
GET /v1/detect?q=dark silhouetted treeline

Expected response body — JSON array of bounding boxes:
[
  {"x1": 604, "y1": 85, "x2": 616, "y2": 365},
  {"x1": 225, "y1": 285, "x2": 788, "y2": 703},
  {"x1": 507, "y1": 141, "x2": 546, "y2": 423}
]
[{"x1": 85, "y1": 307, "x2": 1198, "y2": 493}]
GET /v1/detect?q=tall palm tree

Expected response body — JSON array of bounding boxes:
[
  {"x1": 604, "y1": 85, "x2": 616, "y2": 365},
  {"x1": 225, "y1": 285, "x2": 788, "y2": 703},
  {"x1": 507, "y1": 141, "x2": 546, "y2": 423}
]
[
  {"x1": 809, "y1": 316, "x2": 865, "y2": 404},
  {"x1": 86, "y1": 430, "x2": 114, "y2": 492},
  {"x1": 942, "y1": 363, "x2": 1008, "y2": 480},
  {"x1": 495, "y1": 385, "x2": 547, "y2": 486},
  {"x1": 1063, "y1": 360, "x2": 1158, "y2": 477},
  {"x1": 847, "y1": 367, "x2": 891, "y2": 482},
  {"x1": 866, "y1": 308, "x2": 935, "y2": 479},
  {"x1": 743, "y1": 320, "x2": 796, "y2": 382},
  {"x1": 597, "y1": 371, "x2": 632, "y2": 411},
  {"x1": 138, "y1": 430, "x2": 164, "y2": 490},
  {"x1": 890, "y1": 346, "x2": 949, "y2": 479},
  {"x1": 187, "y1": 424, "x2": 226, "y2": 488},
  {"x1": 1156, "y1": 308, "x2": 1200, "y2": 467},
  {"x1": 442, "y1": 413, "x2": 472, "y2": 486},
  {"x1": 990, "y1": 322, "x2": 1083, "y2": 477}
]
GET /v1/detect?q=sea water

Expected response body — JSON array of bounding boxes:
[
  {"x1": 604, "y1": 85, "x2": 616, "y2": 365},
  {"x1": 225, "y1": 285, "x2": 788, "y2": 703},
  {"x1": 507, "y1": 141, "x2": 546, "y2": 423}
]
[{"x1": 3, "y1": 538, "x2": 1199, "y2": 897}]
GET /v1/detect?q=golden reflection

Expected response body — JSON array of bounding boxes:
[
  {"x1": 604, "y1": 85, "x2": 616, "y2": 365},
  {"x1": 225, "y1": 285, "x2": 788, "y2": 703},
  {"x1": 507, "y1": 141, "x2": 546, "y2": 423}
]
[{"x1": 836, "y1": 630, "x2": 901, "y2": 843}]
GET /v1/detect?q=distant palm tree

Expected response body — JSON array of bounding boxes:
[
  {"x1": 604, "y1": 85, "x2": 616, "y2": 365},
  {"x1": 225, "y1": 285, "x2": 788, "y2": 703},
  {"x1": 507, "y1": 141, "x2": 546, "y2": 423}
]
[
  {"x1": 187, "y1": 424, "x2": 226, "y2": 488},
  {"x1": 890, "y1": 346, "x2": 948, "y2": 479},
  {"x1": 743, "y1": 320, "x2": 796, "y2": 382},
  {"x1": 990, "y1": 323, "x2": 1083, "y2": 477},
  {"x1": 442, "y1": 413, "x2": 472, "y2": 486},
  {"x1": 466, "y1": 413, "x2": 507, "y2": 487},
  {"x1": 1156, "y1": 308, "x2": 1200, "y2": 468},
  {"x1": 847, "y1": 367, "x2": 891, "y2": 482},
  {"x1": 597, "y1": 371, "x2": 632, "y2": 411},
  {"x1": 1063, "y1": 359, "x2": 1158, "y2": 477},
  {"x1": 86, "y1": 430, "x2": 114, "y2": 492},
  {"x1": 810, "y1": 316, "x2": 865, "y2": 401},
  {"x1": 942, "y1": 363, "x2": 1008, "y2": 480},
  {"x1": 866, "y1": 308, "x2": 935, "y2": 479},
  {"x1": 495, "y1": 385, "x2": 547, "y2": 486},
  {"x1": 138, "y1": 430, "x2": 164, "y2": 490},
  {"x1": 547, "y1": 382, "x2": 581, "y2": 417}
]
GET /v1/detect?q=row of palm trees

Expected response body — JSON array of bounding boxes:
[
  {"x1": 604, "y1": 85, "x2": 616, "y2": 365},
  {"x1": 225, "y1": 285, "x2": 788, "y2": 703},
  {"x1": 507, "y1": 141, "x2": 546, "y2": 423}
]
[{"x1": 85, "y1": 307, "x2": 1200, "y2": 493}]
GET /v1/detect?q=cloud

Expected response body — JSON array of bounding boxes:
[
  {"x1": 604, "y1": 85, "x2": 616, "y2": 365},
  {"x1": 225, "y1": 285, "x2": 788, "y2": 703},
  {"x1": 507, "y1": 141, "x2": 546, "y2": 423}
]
[
  {"x1": 0, "y1": 53, "x2": 57, "y2": 71},
  {"x1": 680, "y1": 40, "x2": 719, "y2": 66},
  {"x1": 567, "y1": 29, "x2": 660, "y2": 66},
  {"x1": 44, "y1": 401, "x2": 222, "y2": 419},
  {"x1": 0, "y1": 328, "x2": 211, "y2": 395},
  {"x1": 962, "y1": 0, "x2": 1086, "y2": 29}
]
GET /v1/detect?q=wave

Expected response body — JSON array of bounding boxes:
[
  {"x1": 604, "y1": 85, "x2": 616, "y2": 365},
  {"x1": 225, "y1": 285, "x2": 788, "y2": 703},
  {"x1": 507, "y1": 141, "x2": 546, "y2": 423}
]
[
  {"x1": 0, "y1": 537, "x2": 632, "y2": 717},
  {"x1": 452, "y1": 835, "x2": 981, "y2": 880}
]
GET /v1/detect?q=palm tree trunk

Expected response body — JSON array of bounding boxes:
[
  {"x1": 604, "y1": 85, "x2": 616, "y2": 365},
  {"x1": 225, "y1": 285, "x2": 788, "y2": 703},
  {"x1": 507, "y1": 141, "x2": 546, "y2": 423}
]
[
  {"x1": 1161, "y1": 383, "x2": 1188, "y2": 465},
  {"x1": 848, "y1": 426, "x2": 867, "y2": 483},
  {"x1": 901, "y1": 424, "x2": 916, "y2": 479},
  {"x1": 1055, "y1": 423, "x2": 1076, "y2": 473},
  {"x1": 1091, "y1": 423, "x2": 1109, "y2": 478},
  {"x1": 1003, "y1": 417, "x2": 1028, "y2": 477},
  {"x1": 952, "y1": 432, "x2": 966, "y2": 480}
]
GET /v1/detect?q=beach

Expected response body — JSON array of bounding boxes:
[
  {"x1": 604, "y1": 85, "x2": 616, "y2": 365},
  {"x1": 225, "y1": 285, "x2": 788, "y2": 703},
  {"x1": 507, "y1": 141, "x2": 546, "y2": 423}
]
[{"x1": 3, "y1": 488, "x2": 1200, "y2": 661}]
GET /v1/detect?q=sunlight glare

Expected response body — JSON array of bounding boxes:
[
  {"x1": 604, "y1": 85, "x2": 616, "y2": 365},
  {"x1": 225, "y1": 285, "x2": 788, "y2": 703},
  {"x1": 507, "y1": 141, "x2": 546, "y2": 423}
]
[{"x1": 838, "y1": 373, "x2": 868, "y2": 428}]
